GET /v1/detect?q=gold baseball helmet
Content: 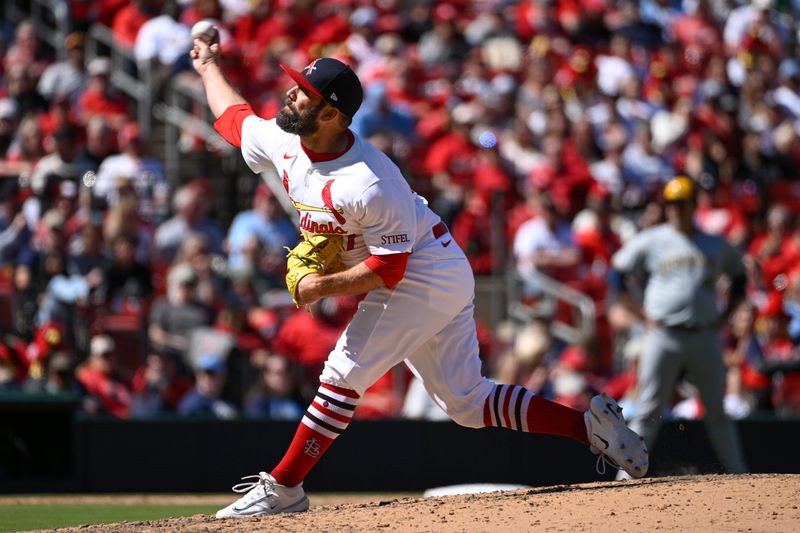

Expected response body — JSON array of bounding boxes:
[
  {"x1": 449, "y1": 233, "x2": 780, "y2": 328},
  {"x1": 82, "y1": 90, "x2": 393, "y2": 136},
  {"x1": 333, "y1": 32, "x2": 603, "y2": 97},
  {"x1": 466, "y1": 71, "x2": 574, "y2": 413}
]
[{"x1": 662, "y1": 176, "x2": 695, "y2": 202}]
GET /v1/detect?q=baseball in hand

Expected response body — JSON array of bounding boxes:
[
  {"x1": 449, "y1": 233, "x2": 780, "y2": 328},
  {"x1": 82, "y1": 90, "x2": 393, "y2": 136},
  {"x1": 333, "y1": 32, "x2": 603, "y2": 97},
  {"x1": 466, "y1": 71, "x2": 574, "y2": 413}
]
[{"x1": 191, "y1": 20, "x2": 219, "y2": 44}]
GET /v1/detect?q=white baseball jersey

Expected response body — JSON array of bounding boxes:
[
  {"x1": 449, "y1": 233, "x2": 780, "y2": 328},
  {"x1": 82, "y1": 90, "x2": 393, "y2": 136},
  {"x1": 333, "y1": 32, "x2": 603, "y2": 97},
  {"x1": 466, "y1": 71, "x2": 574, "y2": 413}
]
[
  {"x1": 240, "y1": 116, "x2": 444, "y2": 266},
  {"x1": 238, "y1": 116, "x2": 494, "y2": 427}
]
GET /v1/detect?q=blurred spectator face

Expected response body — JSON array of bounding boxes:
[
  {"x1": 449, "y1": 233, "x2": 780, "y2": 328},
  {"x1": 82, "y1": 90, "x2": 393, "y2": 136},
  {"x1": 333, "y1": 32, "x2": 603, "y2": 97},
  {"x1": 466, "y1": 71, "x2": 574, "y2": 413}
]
[
  {"x1": 175, "y1": 187, "x2": 203, "y2": 224},
  {"x1": 534, "y1": 193, "x2": 557, "y2": 226},
  {"x1": 86, "y1": 117, "x2": 114, "y2": 157},
  {"x1": 15, "y1": 21, "x2": 38, "y2": 52},
  {"x1": 542, "y1": 134, "x2": 564, "y2": 166},
  {"x1": 180, "y1": 235, "x2": 213, "y2": 280},
  {"x1": 89, "y1": 349, "x2": 113, "y2": 375},
  {"x1": 696, "y1": 187, "x2": 713, "y2": 208},
  {"x1": 149, "y1": 352, "x2": 166, "y2": 372},
  {"x1": 620, "y1": 77, "x2": 642, "y2": 100},
  {"x1": 263, "y1": 355, "x2": 293, "y2": 397},
  {"x1": 55, "y1": 182, "x2": 78, "y2": 218},
  {"x1": 6, "y1": 64, "x2": 33, "y2": 97},
  {"x1": 180, "y1": 234, "x2": 208, "y2": 262},
  {"x1": 230, "y1": 274, "x2": 256, "y2": 304},
  {"x1": 0, "y1": 181, "x2": 20, "y2": 218},
  {"x1": 41, "y1": 217, "x2": 66, "y2": 254},
  {"x1": 167, "y1": 263, "x2": 197, "y2": 304},
  {"x1": 195, "y1": 0, "x2": 222, "y2": 19},
  {"x1": 112, "y1": 234, "x2": 137, "y2": 266},
  {"x1": 638, "y1": 201, "x2": 664, "y2": 229},
  {"x1": 0, "y1": 99, "x2": 19, "y2": 140},
  {"x1": 13, "y1": 265, "x2": 31, "y2": 291},
  {"x1": 742, "y1": 133, "x2": 762, "y2": 159},
  {"x1": 43, "y1": 252, "x2": 66, "y2": 278},
  {"x1": 254, "y1": 185, "x2": 280, "y2": 218},
  {"x1": 731, "y1": 303, "x2": 755, "y2": 339},
  {"x1": 88, "y1": 69, "x2": 111, "y2": 94},
  {"x1": 46, "y1": 352, "x2": 75, "y2": 392},
  {"x1": 767, "y1": 205, "x2": 790, "y2": 233},
  {"x1": 53, "y1": 129, "x2": 78, "y2": 161},
  {"x1": 18, "y1": 118, "x2": 43, "y2": 159},
  {"x1": 82, "y1": 224, "x2": 104, "y2": 255},
  {"x1": 763, "y1": 313, "x2": 786, "y2": 342},
  {"x1": 634, "y1": 124, "x2": 653, "y2": 153},
  {"x1": 196, "y1": 367, "x2": 226, "y2": 398},
  {"x1": 65, "y1": 33, "x2": 84, "y2": 67},
  {"x1": 176, "y1": 278, "x2": 195, "y2": 304},
  {"x1": 119, "y1": 123, "x2": 145, "y2": 156}
]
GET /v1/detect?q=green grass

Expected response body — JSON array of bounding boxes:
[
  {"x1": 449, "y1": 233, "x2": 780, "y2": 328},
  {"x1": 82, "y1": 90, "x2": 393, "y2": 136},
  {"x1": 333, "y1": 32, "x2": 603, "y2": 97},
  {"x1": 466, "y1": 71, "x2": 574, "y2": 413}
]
[{"x1": 0, "y1": 504, "x2": 217, "y2": 532}]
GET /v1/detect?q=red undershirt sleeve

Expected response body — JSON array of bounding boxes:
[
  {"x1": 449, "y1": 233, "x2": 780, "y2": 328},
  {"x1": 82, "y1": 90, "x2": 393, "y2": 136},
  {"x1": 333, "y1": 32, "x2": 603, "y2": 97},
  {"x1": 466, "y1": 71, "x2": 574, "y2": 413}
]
[
  {"x1": 364, "y1": 252, "x2": 409, "y2": 289},
  {"x1": 213, "y1": 104, "x2": 255, "y2": 148}
]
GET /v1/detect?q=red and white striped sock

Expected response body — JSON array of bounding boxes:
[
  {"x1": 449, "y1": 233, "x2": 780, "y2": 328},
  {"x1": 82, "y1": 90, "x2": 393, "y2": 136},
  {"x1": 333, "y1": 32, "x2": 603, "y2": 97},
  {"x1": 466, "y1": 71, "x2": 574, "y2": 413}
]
[
  {"x1": 270, "y1": 383, "x2": 358, "y2": 487},
  {"x1": 482, "y1": 384, "x2": 589, "y2": 445}
]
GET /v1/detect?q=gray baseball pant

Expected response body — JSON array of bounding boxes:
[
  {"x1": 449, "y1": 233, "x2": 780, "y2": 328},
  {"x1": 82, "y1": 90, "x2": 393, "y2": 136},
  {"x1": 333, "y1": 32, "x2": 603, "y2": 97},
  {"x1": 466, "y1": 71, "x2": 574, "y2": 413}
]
[{"x1": 628, "y1": 326, "x2": 747, "y2": 474}]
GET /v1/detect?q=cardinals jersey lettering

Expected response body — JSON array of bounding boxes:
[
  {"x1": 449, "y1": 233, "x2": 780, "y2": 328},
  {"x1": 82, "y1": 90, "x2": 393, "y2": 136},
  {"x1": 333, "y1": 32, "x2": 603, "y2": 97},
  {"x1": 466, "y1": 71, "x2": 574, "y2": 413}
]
[{"x1": 240, "y1": 117, "x2": 444, "y2": 267}]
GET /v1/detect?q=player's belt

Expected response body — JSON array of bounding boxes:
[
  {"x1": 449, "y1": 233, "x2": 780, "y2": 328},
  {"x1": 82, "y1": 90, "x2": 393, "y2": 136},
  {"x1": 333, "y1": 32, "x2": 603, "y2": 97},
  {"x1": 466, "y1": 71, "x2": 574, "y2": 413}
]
[{"x1": 432, "y1": 221, "x2": 448, "y2": 239}]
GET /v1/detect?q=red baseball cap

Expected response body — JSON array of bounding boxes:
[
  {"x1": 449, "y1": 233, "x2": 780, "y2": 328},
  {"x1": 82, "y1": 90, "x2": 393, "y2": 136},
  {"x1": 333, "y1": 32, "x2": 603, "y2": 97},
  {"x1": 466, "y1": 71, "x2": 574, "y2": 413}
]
[{"x1": 280, "y1": 58, "x2": 363, "y2": 118}]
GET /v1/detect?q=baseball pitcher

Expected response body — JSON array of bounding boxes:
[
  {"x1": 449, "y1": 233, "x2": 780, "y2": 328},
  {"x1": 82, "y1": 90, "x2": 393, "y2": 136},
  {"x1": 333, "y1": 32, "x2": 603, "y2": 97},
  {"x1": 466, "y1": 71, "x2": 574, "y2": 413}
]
[{"x1": 191, "y1": 27, "x2": 648, "y2": 518}]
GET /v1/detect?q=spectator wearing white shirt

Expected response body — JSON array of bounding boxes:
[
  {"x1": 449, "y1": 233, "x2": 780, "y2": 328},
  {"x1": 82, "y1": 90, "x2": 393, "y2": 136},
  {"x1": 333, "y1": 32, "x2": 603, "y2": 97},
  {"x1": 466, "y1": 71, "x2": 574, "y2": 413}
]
[
  {"x1": 513, "y1": 192, "x2": 580, "y2": 287},
  {"x1": 594, "y1": 34, "x2": 635, "y2": 97},
  {"x1": 621, "y1": 122, "x2": 674, "y2": 196},
  {"x1": 37, "y1": 32, "x2": 87, "y2": 103},
  {"x1": 94, "y1": 122, "x2": 169, "y2": 222},
  {"x1": 134, "y1": 1, "x2": 192, "y2": 70}
]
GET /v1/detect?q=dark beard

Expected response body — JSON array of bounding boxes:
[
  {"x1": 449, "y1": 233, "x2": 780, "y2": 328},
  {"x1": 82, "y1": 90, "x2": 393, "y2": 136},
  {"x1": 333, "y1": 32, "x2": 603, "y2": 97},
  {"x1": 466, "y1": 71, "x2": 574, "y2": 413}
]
[{"x1": 275, "y1": 101, "x2": 323, "y2": 136}]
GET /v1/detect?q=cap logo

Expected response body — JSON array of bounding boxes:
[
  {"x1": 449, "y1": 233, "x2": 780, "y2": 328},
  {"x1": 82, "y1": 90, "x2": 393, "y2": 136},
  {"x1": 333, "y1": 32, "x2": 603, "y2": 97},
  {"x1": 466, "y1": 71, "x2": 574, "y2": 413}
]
[
  {"x1": 330, "y1": 93, "x2": 338, "y2": 101},
  {"x1": 304, "y1": 60, "x2": 319, "y2": 75}
]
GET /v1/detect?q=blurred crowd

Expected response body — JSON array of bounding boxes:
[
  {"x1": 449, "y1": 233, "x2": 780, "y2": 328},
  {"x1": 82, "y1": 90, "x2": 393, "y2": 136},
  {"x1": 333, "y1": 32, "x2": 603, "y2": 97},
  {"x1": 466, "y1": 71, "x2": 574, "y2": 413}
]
[{"x1": 2, "y1": 0, "x2": 800, "y2": 421}]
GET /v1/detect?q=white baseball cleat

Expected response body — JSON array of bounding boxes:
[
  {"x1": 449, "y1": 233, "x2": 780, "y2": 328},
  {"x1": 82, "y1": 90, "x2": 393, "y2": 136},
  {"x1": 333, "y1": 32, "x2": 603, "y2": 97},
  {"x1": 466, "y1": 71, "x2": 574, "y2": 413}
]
[
  {"x1": 215, "y1": 472, "x2": 309, "y2": 518},
  {"x1": 584, "y1": 393, "x2": 649, "y2": 479}
]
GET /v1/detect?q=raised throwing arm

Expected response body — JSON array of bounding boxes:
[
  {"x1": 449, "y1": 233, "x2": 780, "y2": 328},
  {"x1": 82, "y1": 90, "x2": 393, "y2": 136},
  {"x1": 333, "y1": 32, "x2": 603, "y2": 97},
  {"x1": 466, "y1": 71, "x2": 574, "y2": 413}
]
[{"x1": 190, "y1": 33, "x2": 247, "y2": 118}]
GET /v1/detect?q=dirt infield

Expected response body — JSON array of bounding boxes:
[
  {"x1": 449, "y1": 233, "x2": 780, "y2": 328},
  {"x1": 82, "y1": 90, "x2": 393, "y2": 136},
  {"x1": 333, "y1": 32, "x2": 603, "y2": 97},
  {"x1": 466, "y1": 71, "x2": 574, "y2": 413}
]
[{"x1": 39, "y1": 474, "x2": 800, "y2": 532}]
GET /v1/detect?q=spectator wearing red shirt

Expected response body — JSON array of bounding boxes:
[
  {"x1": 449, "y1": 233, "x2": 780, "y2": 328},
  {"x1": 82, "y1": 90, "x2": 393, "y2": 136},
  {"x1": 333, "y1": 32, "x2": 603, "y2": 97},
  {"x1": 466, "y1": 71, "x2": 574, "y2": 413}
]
[
  {"x1": 694, "y1": 180, "x2": 749, "y2": 248},
  {"x1": 271, "y1": 297, "x2": 355, "y2": 385},
  {"x1": 233, "y1": 1, "x2": 290, "y2": 70},
  {"x1": 745, "y1": 205, "x2": 792, "y2": 288},
  {"x1": 2, "y1": 20, "x2": 51, "y2": 81},
  {"x1": 298, "y1": 7, "x2": 352, "y2": 56},
  {"x1": 422, "y1": 113, "x2": 477, "y2": 224},
  {"x1": 533, "y1": 138, "x2": 593, "y2": 216},
  {"x1": 670, "y1": 0, "x2": 722, "y2": 54},
  {"x1": 451, "y1": 191, "x2": 494, "y2": 275},
  {"x1": 76, "y1": 335, "x2": 132, "y2": 418},
  {"x1": 76, "y1": 57, "x2": 129, "y2": 128},
  {"x1": 180, "y1": 0, "x2": 223, "y2": 29},
  {"x1": 111, "y1": 0, "x2": 160, "y2": 48}
]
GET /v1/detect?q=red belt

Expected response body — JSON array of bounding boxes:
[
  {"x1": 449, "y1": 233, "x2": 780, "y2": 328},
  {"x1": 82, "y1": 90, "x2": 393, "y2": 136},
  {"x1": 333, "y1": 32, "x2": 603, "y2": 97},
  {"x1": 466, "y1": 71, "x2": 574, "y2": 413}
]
[{"x1": 432, "y1": 221, "x2": 448, "y2": 239}]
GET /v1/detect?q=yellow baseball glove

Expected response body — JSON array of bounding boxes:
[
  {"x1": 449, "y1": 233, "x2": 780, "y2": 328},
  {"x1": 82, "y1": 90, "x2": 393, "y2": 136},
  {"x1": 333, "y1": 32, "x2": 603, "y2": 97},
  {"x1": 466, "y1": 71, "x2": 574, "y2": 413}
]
[{"x1": 285, "y1": 234, "x2": 345, "y2": 306}]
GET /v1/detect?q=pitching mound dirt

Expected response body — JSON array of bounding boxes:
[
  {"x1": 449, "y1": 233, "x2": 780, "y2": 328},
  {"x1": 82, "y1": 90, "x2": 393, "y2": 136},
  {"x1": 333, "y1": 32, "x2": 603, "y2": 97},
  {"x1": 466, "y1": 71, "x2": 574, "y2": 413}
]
[{"x1": 47, "y1": 474, "x2": 799, "y2": 532}]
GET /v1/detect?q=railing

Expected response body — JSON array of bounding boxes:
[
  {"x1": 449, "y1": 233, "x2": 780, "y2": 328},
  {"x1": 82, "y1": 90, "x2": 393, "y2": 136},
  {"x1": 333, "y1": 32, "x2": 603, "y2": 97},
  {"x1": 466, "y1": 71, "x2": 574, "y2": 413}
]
[
  {"x1": 507, "y1": 267, "x2": 596, "y2": 345},
  {"x1": 3, "y1": 0, "x2": 69, "y2": 59},
  {"x1": 83, "y1": 24, "x2": 155, "y2": 136}
]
